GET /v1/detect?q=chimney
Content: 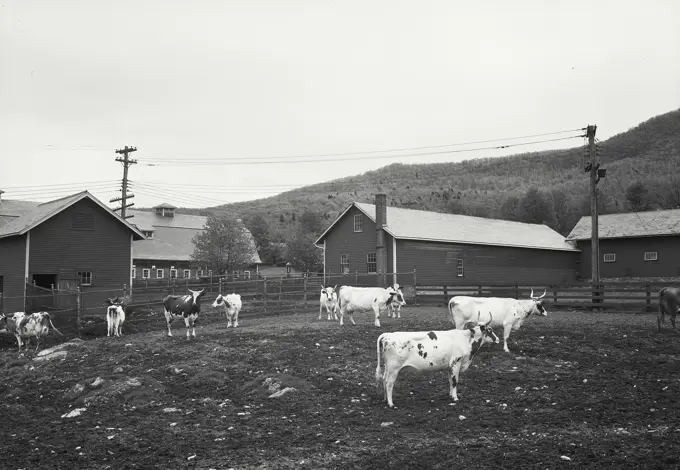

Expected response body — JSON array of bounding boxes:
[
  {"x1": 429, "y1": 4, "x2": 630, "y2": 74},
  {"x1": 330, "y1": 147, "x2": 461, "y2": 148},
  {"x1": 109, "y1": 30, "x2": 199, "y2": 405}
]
[
  {"x1": 375, "y1": 193, "x2": 388, "y2": 286},
  {"x1": 0, "y1": 189, "x2": 4, "y2": 204}
]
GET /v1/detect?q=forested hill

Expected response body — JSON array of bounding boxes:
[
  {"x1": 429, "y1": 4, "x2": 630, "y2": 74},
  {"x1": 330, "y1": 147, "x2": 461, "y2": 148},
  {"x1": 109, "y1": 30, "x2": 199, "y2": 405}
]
[{"x1": 180, "y1": 108, "x2": 680, "y2": 239}]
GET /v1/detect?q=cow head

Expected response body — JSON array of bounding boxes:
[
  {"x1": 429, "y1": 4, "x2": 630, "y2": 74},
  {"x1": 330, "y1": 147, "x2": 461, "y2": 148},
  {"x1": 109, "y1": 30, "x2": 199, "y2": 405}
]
[
  {"x1": 105, "y1": 297, "x2": 118, "y2": 306},
  {"x1": 211, "y1": 294, "x2": 232, "y2": 309},
  {"x1": 386, "y1": 284, "x2": 406, "y2": 307},
  {"x1": 189, "y1": 288, "x2": 206, "y2": 306},
  {"x1": 465, "y1": 312, "x2": 500, "y2": 346},
  {"x1": 529, "y1": 289, "x2": 548, "y2": 316},
  {"x1": 0, "y1": 314, "x2": 6, "y2": 330},
  {"x1": 321, "y1": 285, "x2": 338, "y2": 301}
]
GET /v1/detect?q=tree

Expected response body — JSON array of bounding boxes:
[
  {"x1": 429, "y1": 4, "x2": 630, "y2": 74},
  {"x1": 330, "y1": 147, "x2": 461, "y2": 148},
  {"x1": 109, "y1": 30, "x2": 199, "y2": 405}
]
[
  {"x1": 243, "y1": 213, "x2": 270, "y2": 249},
  {"x1": 519, "y1": 188, "x2": 556, "y2": 227},
  {"x1": 550, "y1": 188, "x2": 580, "y2": 236},
  {"x1": 191, "y1": 214, "x2": 254, "y2": 274},
  {"x1": 298, "y1": 210, "x2": 324, "y2": 235},
  {"x1": 286, "y1": 228, "x2": 323, "y2": 273},
  {"x1": 625, "y1": 180, "x2": 650, "y2": 211},
  {"x1": 653, "y1": 176, "x2": 680, "y2": 209},
  {"x1": 499, "y1": 196, "x2": 522, "y2": 221}
]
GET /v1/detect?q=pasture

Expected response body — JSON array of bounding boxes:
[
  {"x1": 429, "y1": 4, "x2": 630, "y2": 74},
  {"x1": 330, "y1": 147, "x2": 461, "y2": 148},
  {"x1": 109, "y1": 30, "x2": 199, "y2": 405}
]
[{"x1": 1, "y1": 305, "x2": 679, "y2": 469}]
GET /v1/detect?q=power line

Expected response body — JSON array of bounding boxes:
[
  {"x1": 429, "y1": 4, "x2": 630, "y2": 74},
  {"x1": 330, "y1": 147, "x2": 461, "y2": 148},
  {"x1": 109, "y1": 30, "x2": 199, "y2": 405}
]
[
  {"x1": 137, "y1": 135, "x2": 585, "y2": 166},
  {"x1": 1, "y1": 180, "x2": 120, "y2": 190},
  {"x1": 138, "y1": 128, "x2": 584, "y2": 163}
]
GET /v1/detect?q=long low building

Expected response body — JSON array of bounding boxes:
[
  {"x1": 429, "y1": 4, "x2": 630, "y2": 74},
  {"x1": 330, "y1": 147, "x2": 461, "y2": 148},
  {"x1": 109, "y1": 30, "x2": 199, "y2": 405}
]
[{"x1": 315, "y1": 194, "x2": 580, "y2": 287}]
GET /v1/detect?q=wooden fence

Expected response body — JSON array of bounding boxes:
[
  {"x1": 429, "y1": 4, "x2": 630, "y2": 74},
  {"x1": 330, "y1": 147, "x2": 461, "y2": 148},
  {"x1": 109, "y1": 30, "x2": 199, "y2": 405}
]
[{"x1": 414, "y1": 281, "x2": 677, "y2": 311}]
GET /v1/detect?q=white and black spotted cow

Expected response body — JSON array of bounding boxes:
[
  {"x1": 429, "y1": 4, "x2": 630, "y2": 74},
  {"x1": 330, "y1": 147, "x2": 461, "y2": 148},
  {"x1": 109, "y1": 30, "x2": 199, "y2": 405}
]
[
  {"x1": 0, "y1": 311, "x2": 64, "y2": 352},
  {"x1": 318, "y1": 285, "x2": 339, "y2": 321},
  {"x1": 162, "y1": 288, "x2": 206, "y2": 339}
]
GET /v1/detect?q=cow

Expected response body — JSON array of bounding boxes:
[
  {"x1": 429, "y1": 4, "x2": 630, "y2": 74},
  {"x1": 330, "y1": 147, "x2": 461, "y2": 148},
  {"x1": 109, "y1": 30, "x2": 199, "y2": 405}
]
[
  {"x1": 448, "y1": 289, "x2": 547, "y2": 353},
  {"x1": 105, "y1": 295, "x2": 132, "y2": 314},
  {"x1": 162, "y1": 288, "x2": 206, "y2": 339},
  {"x1": 106, "y1": 304, "x2": 126, "y2": 337},
  {"x1": 0, "y1": 311, "x2": 64, "y2": 352},
  {"x1": 658, "y1": 287, "x2": 680, "y2": 332},
  {"x1": 387, "y1": 284, "x2": 407, "y2": 319},
  {"x1": 336, "y1": 285, "x2": 406, "y2": 327},
  {"x1": 375, "y1": 312, "x2": 499, "y2": 407},
  {"x1": 211, "y1": 293, "x2": 243, "y2": 328},
  {"x1": 318, "y1": 285, "x2": 339, "y2": 321}
]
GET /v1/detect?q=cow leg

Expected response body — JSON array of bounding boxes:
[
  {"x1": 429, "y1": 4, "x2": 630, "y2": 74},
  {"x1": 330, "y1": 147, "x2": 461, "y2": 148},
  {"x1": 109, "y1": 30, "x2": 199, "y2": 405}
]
[
  {"x1": 396, "y1": 306, "x2": 401, "y2": 319},
  {"x1": 449, "y1": 360, "x2": 463, "y2": 401},
  {"x1": 234, "y1": 310, "x2": 239, "y2": 328},
  {"x1": 15, "y1": 335, "x2": 23, "y2": 352},
  {"x1": 502, "y1": 323, "x2": 513, "y2": 353},
  {"x1": 339, "y1": 306, "x2": 345, "y2": 326},
  {"x1": 672, "y1": 314, "x2": 677, "y2": 330},
  {"x1": 191, "y1": 315, "x2": 197, "y2": 337},
  {"x1": 319, "y1": 304, "x2": 324, "y2": 320},
  {"x1": 227, "y1": 311, "x2": 233, "y2": 328},
  {"x1": 385, "y1": 368, "x2": 399, "y2": 408},
  {"x1": 184, "y1": 316, "x2": 191, "y2": 339},
  {"x1": 35, "y1": 336, "x2": 41, "y2": 353},
  {"x1": 164, "y1": 309, "x2": 174, "y2": 337},
  {"x1": 373, "y1": 303, "x2": 381, "y2": 328},
  {"x1": 658, "y1": 307, "x2": 664, "y2": 332}
]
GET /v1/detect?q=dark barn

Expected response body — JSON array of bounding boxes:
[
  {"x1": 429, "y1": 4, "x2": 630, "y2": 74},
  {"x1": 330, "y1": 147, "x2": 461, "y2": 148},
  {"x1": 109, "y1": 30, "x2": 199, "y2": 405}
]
[
  {"x1": 567, "y1": 209, "x2": 680, "y2": 279},
  {"x1": 315, "y1": 194, "x2": 580, "y2": 288},
  {"x1": 0, "y1": 191, "x2": 145, "y2": 313}
]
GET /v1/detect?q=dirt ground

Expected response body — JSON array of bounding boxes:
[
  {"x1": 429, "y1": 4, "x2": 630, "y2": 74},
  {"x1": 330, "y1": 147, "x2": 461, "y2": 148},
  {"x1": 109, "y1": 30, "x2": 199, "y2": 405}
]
[{"x1": 1, "y1": 305, "x2": 680, "y2": 469}]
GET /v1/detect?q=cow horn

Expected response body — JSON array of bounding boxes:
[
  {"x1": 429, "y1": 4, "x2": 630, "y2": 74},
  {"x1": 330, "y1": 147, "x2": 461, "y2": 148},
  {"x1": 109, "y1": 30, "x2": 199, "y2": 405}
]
[
  {"x1": 477, "y1": 310, "x2": 481, "y2": 324},
  {"x1": 539, "y1": 289, "x2": 547, "y2": 299},
  {"x1": 530, "y1": 288, "x2": 535, "y2": 298}
]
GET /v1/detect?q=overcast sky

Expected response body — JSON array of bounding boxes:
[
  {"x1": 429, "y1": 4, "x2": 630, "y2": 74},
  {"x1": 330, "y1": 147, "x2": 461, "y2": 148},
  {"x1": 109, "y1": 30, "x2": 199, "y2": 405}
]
[{"x1": 1, "y1": 0, "x2": 678, "y2": 208}]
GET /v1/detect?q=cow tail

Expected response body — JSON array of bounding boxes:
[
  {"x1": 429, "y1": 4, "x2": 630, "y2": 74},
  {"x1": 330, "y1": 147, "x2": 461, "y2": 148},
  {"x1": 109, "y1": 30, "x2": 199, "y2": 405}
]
[
  {"x1": 46, "y1": 313, "x2": 64, "y2": 336},
  {"x1": 448, "y1": 299, "x2": 458, "y2": 328},
  {"x1": 375, "y1": 334, "x2": 385, "y2": 391}
]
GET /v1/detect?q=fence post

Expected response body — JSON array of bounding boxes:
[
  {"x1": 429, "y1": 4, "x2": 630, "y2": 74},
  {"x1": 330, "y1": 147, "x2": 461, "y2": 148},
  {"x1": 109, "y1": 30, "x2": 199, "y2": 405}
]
[
  {"x1": 263, "y1": 277, "x2": 268, "y2": 313},
  {"x1": 76, "y1": 286, "x2": 82, "y2": 336},
  {"x1": 477, "y1": 285, "x2": 482, "y2": 297},
  {"x1": 219, "y1": 278, "x2": 223, "y2": 296},
  {"x1": 303, "y1": 274, "x2": 308, "y2": 305},
  {"x1": 552, "y1": 286, "x2": 558, "y2": 305},
  {"x1": 123, "y1": 284, "x2": 127, "y2": 298},
  {"x1": 171, "y1": 279, "x2": 176, "y2": 295},
  {"x1": 515, "y1": 283, "x2": 519, "y2": 300},
  {"x1": 645, "y1": 283, "x2": 651, "y2": 312},
  {"x1": 443, "y1": 285, "x2": 448, "y2": 304},
  {"x1": 355, "y1": 270, "x2": 359, "y2": 285},
  {"x1": 413, "y1": 269, "x2": 418, "y2": 306}
]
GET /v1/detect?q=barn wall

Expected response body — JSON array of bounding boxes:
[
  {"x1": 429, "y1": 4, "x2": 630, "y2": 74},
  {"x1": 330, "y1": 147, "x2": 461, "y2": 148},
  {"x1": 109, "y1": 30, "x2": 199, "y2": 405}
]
[
  {"x1": 323, "y1": 205, "x2": 393, "y2": 286},
  {"x1": 0, "y1": 235, "x2": 27, "y2": 312},
  {"x1": 29, "y1": 199, "x2": 132, "y2": 291},
  {"x1": 577, "y1": 236, "x2": 680, "y2": 279},
  {"x1": 396, "y1": 239, "x2": 579, "y2": 286}
]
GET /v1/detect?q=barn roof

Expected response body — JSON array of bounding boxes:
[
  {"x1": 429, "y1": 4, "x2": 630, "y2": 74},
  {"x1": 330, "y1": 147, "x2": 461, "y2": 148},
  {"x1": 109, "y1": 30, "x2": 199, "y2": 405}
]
[
  {"x1": 0, "y1": 191, "x2": 145, "y2": 240},
  {"x1": 316, "y1": 201, "x2": 579, "y2": 252},
  {"x1": 129, "y1": 209, "x2": 262, "y2": 264},
  {"x1": 567, "y1": 209, "x2": 680, "y2": 240}
]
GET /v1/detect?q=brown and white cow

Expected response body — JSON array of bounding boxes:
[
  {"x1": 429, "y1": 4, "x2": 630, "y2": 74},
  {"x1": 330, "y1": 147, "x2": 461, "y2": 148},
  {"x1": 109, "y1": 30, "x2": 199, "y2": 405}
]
[
  {"x1": 658, "y1": 287, "x2": 680, "y2": 332},
  {"x1": 375, "y1": 312, "x2": 499, "y2": 407},
  {"x1": 449, "y1": 289, "x2": 547, "y2": 353},
  {"x1": 162, "y1": 288, "x2": 206, "y2": 339},
  {"x1": 0, "y1": 311, "x2": 64, "y2": 352},
  {"x1": 336, "y1": 285, "x2": 406, "y2": 327},
  {"x1": 211, "y1": 293, "x2": 243, "y2": 328},
  {"x1": 319, "y1": 285, "x2": 339, "y2": 321},
  {"x1": 106, "y1": 304, "x2": 126, "y2": 337}
]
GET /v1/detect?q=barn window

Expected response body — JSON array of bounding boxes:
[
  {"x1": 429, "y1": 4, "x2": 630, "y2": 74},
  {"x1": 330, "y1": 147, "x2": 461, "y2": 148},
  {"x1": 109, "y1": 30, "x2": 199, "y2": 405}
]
[
  {"x1": 183, "y1": 269, "x2": 191, "y2": 279},
  {"x1": 341, "y1": 254, "x2": 350, "y2": 274},
  {"x1": 243, "y1": 270, "x2": 251, "y2": 279},
  {"x1": 197, "y1": 269, "x2": 204, "y2": 277},
  {"x1": 644, "y1": 251, "x2": 658, "y2": 261},
  {"x1": 354, "y1": 215, "x2": 363, "y2": 232},
  {"x1": 156, "y1": 269, "x2": 165, "y2": 279},
  {"x1": 132, "y1": 265, "x2": 136, "y2": 279},
  {"x1": 78, "y1": 271, "x2": 93, "y2": 286},
  {"x1": 233, "y1": 271, "x2": 240, "y2": 279},
  {"x1": 456, "y1": 259, "x2": 464, "y2": 277},
  {"x1": 142, "y1": 230, "x2": 154, "y2": 239},
  {"x1": 208, "y1": 270, "x2": 213, "y2": 277},
  {"x1": 170, "y1": 268, "x2": 178, "y2": 279},
  {"x1": 367, "y1": 252, "x2": 377, "y2": 273},
  {"x1": 142, "y1": 268, "x2": 150, "y2": 279},
  {"x1": 603, "y1": 253, "x2": 616, "y2": 263},
  {"x1": 71, "y1": 212, "x2": 94, "y2": 230}
]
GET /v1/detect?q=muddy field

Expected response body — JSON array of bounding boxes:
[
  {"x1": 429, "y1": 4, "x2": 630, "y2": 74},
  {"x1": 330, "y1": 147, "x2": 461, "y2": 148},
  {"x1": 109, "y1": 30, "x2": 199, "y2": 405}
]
[{"x1": 1, "y1": 305, "x2": 680, "y2": 469}]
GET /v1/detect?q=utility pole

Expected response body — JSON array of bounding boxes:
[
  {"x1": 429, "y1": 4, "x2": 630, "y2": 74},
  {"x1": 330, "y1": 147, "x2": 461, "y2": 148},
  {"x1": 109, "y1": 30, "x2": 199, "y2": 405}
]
[
  {"x1": 110, "y1": 146, "x2": 137, "y2": 219},
  {"x1": 585, "y1": 125, "x2": 602, "y2": 305}
]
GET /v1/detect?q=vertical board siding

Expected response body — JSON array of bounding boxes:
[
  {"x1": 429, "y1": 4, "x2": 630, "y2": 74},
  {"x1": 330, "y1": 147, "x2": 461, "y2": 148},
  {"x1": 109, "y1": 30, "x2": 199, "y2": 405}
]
[
  {"x1": 0, "y1": 235, "x2": 27, "y2": 312},
  {"x1": 29, "y1": 199, "x2": 132, "y2": 291},
  {"x1": 395, "y1": 240, "x2": 578, "y2": 286},
  {"x1": 324, "y1": 206, "x2": 393, "y2": 285},
  {"x1": 577, "y1": 236, "x2": 680, "y2": 279}
]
